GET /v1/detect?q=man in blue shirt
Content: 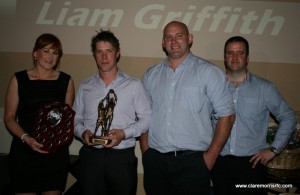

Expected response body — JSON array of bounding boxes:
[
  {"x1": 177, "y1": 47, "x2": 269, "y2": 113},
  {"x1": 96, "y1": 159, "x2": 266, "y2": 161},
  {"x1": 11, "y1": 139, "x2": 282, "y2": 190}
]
[
  {"x1": 73, "y1": 30, "x2": 151, "y2": 195},
  {"x1": 140, "y1": 21, "x2": 236, "y2": 195},
  {"x1": 211, "y1": 36, "x2": 297, "y2": 195}
]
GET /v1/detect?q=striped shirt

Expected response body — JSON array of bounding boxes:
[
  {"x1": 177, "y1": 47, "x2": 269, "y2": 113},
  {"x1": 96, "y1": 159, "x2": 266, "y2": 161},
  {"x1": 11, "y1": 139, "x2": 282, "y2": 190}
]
[
  {"x1": 73, "y1": 70, "x2": 151, "y2": 149},
  {"x1": 216, "y1": 73, "x2": 296, "y2": 156},
  {"x1": 143, "y1": 53, "x2": 235, "y2": 153}
]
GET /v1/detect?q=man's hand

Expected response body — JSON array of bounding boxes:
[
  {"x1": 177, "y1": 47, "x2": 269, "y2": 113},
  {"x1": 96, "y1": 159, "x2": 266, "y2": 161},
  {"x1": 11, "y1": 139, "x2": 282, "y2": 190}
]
[
  {"x1": 82, "y1": 130, "x2": 93, "y2": 145},
  {"x1": 139, "y1": 132, "x2": 149, "y2": 154},
  {"x1": 250, "y1": 148, "x2": 276, "y2": 168},
  {"x1": 203, "y1": 151, "x2": 216, "y2": 170},
  {"x1": 204, "y1": 114, "x2": 235, "y2": 170},
  {"x1": 102, "y1": 129, "x2": 125, "y2": 148}
]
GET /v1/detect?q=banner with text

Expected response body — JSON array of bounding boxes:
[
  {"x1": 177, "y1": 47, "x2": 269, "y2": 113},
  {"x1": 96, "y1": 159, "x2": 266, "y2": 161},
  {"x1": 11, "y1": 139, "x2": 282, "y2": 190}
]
[{"x1": 0, "y1": 0, "x2": 299, "y2": 63}]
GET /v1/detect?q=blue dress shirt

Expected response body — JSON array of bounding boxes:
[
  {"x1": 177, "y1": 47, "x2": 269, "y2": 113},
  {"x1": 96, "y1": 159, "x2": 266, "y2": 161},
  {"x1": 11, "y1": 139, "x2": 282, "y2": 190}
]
[
  {"x1": 73, "y1": 70, "x2": 151, "y2": 149},
  {"x1": 217, "y1": 73, "x2": 296, "y2": 156},
  {"x1": 143, "y1": 53, "x2": 235, "y2": 153}
]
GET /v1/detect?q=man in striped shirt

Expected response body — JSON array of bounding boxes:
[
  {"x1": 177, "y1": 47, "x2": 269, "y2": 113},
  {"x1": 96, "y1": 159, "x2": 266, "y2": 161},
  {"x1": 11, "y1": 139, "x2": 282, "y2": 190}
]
[{"x1": 211, "y1": 36, "x2": 297, "y2": 195}]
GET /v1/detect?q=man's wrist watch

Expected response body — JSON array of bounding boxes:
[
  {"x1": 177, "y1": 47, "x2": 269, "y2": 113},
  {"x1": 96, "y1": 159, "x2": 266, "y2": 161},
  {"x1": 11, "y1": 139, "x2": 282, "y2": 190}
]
[{"x1": 268, "y1": 147, "x2": 280, "y2": 155}]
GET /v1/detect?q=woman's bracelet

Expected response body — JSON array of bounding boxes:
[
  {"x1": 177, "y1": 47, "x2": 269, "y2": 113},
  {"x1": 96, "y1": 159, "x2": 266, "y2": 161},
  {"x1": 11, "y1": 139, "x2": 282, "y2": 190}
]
[{"x1": 21, "y1": 133, "x2": 29, "y2": 142}]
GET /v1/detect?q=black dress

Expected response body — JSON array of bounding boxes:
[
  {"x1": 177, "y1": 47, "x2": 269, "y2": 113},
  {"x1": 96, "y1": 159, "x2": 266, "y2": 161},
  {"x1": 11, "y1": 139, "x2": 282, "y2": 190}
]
[{"x1": 9, "y1": 70, "x2": 71, "y2": 193}]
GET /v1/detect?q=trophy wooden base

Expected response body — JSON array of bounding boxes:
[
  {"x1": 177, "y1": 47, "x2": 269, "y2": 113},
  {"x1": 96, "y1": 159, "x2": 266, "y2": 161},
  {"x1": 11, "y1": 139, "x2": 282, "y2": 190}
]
[{"x1": 89, "y1": 136, "x2": 111, "y2": 145}]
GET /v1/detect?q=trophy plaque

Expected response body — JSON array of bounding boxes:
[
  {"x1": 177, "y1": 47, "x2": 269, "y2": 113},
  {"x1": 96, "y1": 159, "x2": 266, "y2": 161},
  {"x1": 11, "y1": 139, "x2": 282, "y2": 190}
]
[
  {"x1": 32, "y1": 102, "x2": 75, "y2": 152},
  {"x1": 90, "y1": 89, "x2": 117, "y2": 145}
]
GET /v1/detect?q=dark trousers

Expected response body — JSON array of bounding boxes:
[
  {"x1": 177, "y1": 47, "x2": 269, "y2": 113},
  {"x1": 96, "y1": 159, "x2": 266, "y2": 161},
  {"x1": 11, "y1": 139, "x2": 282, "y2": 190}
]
[
  {"x1": 211, "y1": 155, "x2": 268, "y2": 195},
  {"x1": 143, "y1": 148, "x2": 210, "y2": 195},
  {"x1": 78, "y1": 145, "x2": 137, "y2": 195}
]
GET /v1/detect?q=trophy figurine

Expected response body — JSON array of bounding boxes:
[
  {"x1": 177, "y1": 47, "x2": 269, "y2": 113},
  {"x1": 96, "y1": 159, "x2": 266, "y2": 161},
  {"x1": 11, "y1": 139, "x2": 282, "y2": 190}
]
[{"x1": 90, "y1": 89, "x2": 117, "y2": 145}]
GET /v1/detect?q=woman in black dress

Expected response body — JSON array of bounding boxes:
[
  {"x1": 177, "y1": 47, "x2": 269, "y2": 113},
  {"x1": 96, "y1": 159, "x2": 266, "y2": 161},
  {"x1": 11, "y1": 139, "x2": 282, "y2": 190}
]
[{"x1": 4, "y1": 33, "x2": 75, "y2": 195}]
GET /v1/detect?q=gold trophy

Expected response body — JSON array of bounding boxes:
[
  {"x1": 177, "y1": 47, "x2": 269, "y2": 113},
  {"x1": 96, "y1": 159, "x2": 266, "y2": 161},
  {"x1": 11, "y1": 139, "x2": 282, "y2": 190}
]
[{"x1": 90, "y1": 89, "x2": 117, "y2": 145}]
